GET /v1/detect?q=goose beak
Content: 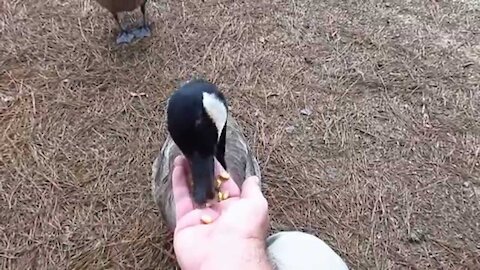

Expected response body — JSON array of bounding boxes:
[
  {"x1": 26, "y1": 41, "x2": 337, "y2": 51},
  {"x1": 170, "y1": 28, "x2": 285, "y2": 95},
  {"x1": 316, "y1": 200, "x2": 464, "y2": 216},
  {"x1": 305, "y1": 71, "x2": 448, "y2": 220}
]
[{"x1": 188, "y1": 153, "x2": 215, "y2": 206}]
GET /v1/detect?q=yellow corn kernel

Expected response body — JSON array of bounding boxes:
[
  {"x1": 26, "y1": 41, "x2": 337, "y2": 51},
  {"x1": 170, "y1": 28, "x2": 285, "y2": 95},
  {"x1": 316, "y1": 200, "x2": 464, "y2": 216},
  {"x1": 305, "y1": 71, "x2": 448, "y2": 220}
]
[
  {"x1": 217, "y1": 191, "x2": 230, "y2": 201},
  {"x1": 219, "y1": 171, "x2": 230, "y2": 181},
  {"x1": 201, "y1": 215, "x2": 212, "y2": 224},
  {"x1": 216, "y1": 179, "x2": 222, "y2": 189}
]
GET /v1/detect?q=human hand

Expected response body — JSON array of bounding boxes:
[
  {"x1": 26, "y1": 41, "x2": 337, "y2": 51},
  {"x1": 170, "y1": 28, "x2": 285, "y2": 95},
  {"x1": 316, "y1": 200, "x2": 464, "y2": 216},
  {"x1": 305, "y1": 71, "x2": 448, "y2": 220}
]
[{"x1": 171, "y1": 156, "x2": 272, "y2": 270}]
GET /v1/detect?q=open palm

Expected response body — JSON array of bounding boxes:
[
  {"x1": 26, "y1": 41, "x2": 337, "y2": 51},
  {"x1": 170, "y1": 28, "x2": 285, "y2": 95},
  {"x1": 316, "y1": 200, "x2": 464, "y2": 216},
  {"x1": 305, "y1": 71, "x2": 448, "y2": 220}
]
[{"x1": 171, "y1": 156, "x2": 269, "y2": 270}]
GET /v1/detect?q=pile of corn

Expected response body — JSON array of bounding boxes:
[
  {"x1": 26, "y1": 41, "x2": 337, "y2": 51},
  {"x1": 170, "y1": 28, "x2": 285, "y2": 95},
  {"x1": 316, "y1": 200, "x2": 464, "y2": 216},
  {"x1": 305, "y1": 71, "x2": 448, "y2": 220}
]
[{"x1": 201, "y1": 171, "x2": 230, "y2": 224}]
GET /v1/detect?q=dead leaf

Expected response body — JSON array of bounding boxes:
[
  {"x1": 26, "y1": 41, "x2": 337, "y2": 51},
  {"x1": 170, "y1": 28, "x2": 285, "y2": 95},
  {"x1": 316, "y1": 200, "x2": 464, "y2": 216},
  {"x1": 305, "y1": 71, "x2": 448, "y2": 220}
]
[
  {"x1": 129, "y1": 92, "x2": 147, "y2": 97},
  {"x1": 285, "y1": 126, "x2": 295, "y2": 133},
  {"x1": 300, "y1": 107, "x2": 312, "y2": 116}
]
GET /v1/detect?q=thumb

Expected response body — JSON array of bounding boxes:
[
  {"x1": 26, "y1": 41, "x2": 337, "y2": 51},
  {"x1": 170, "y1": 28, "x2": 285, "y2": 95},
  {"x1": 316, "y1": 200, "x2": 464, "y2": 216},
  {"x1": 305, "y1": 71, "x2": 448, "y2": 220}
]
[{"x1": 240, "y1": 176, "x2": 263, "y2": 200}]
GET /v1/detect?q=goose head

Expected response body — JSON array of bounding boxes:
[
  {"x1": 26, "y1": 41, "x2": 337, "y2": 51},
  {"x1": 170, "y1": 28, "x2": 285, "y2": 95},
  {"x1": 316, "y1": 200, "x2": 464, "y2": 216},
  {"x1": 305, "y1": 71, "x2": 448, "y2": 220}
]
[{"x1": 167, "y1": 79, "x2": 228, "y2": 206}]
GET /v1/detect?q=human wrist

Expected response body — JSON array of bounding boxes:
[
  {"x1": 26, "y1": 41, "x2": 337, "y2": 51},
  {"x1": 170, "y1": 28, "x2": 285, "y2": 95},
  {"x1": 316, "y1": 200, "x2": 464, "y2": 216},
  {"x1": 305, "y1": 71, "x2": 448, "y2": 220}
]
[{"x1": 200, "y1": 238, "x2": 273, "y2": 270}]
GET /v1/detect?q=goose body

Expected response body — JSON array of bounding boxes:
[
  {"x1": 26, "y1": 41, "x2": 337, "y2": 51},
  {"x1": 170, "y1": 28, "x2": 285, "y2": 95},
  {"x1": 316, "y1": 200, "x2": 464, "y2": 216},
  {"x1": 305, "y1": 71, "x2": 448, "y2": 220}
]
[
  {"x1": 95, "y1": 0, "x2": 144, "y2": 13},
  {"x1": 151, "y1": 80, "x2": 261, "y2": 230}
]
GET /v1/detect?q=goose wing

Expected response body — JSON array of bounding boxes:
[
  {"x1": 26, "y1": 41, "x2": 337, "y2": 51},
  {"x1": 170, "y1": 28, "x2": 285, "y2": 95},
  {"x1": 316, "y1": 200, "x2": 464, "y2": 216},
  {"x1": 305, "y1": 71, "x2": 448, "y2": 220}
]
[
  {"x1": 151, "y1": 135, "x2": 181, "y2": 230},
  {"x1": 224, "y1": 115, "x2": 262, "y2": 189}
]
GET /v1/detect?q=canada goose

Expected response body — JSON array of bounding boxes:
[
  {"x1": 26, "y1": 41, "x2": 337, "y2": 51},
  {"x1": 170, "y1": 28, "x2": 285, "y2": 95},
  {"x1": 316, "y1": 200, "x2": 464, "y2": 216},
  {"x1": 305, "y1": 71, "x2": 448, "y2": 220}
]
[
  {"x1": 151, "y1": 79, "x2": 262, "y2": 230},
  {"x1": 94, "y1": 0, "x2": 151, "y2": 44}
]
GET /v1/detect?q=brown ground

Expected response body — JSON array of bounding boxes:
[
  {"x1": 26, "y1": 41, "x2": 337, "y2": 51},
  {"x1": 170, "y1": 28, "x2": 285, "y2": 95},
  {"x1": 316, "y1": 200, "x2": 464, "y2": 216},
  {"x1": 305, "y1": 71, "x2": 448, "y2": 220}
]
[{"x1": 1, "y1": 0, "x2": 480, "y2": 269}]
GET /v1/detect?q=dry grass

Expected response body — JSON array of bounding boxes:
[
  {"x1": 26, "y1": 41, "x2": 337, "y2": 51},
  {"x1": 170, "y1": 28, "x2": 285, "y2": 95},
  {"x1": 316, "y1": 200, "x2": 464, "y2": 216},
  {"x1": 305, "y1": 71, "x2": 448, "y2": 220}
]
[{"x1": 1, "y1": 0, "x2": 480, "y2": 269}]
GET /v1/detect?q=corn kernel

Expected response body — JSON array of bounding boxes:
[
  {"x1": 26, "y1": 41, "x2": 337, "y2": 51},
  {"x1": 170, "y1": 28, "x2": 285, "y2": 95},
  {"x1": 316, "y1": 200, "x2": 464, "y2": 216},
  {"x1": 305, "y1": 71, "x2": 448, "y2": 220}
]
[
  {"x1": 217, "y1": 191, "x2": 230, "y2": 201},
  {"x1": 219, "y1": 171, "x2": 230, "y2": 181},
  {"x1": 201, "y1": 215, "x2": 212, "y2": 224}
]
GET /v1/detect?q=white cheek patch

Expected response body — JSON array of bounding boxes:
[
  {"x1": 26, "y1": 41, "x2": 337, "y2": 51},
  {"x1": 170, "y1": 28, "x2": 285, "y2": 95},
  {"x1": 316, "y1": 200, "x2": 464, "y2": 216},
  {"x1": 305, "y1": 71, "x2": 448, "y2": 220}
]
[{"x1": 202, "y1": 92, "x2": 227, "y2": 140}]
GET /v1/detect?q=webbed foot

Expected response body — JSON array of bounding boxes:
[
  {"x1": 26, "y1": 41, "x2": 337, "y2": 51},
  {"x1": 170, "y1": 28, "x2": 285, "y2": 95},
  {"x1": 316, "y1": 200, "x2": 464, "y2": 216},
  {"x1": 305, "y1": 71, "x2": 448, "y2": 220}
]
[
  {"x1": 132, "y1": 24, "x2": 151, "y2": 39},
  {"x1": 116, "y1": 30, "x2": 135, "y2": 44}
]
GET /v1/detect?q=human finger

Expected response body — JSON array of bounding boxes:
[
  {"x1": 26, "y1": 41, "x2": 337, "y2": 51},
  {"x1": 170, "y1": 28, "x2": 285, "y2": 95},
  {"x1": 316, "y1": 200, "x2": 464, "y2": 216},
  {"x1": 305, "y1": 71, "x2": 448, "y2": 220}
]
[
  {"x1": 241, "y1": 176, "x2": 270, "y2": 234},
  {"x1": 240, "y1": 176, "x2": 264, "y2": 202},
  {"x1": 172, "y1": 158, "x2": 195, "y2": 221},
  {"x1": 173, "y1": 155, "x2": 188, "y2": 167}
]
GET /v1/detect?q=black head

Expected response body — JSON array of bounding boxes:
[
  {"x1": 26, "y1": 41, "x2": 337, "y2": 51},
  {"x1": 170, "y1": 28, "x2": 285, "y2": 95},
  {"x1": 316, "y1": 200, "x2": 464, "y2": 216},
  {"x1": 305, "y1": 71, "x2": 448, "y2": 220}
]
[{"x1": 167, "y1": 79, "x2": 228, "y2": 205}]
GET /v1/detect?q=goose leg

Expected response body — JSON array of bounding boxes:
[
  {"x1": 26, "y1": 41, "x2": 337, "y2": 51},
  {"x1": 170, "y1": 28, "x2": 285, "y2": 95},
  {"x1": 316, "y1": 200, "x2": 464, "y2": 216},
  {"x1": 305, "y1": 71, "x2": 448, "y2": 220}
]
[
  {"x1": 113, "y1": 13, "x2": 134, "y2": 44},
  {"x1": 132, "y1": 0, "x2": 151, "y2": 39}
]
